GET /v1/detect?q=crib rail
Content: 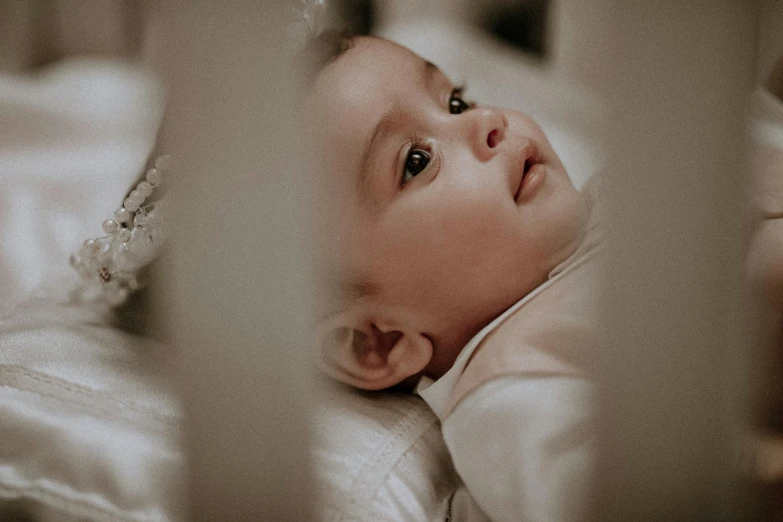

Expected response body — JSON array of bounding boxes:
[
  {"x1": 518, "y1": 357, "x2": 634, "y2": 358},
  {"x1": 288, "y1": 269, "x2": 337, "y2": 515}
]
[
  {"x1": 589, "y1": 2, "x2": 759, "y2": 519},
  {"x1": 159, "y1": 3, "x2": 315, "y2": 519}
]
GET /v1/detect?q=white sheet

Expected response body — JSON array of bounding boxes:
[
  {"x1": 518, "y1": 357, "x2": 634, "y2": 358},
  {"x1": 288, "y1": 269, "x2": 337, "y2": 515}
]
[{"x1": 0, "y1": 299, "x2": 184, "y2": 521}]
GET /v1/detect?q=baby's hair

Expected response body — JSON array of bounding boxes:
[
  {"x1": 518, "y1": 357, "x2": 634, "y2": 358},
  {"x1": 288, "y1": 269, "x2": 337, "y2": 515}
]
[
  {"x1": 316, "y1": 263, "x2": 377, "y2": 321},
  {"x1": 299, "y1": 29, "x2": 356, "y2": 90},
  {"x1": 301, "y1": 28, "x2": 376, "y2": 321}
]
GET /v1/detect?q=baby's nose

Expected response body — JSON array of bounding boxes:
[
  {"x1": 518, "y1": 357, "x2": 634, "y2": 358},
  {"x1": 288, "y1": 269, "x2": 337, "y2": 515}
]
[
  {"x1": 473, "y1": 108, "x2": 508, "y2": 160},
  {"x1": 487, "y1": 128, "x2": 501, "y2": 148}
]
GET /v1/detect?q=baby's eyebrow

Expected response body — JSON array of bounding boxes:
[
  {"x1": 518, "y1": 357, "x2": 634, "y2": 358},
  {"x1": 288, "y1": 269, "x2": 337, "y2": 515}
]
[
  {"x1": 358, "y1": 60, "x2": 442, "y2": 197},
  {"x1": 424, "y1": 60, "x2": 439, "y2": 83},
  {"x1": 358, "y1": 97, "x2": 404, "y2": 196}
]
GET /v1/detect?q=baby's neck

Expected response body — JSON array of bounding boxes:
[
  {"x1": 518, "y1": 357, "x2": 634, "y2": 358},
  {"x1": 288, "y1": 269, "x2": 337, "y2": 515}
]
[{"x1": 423, "y1": 311, "x2": 504, "y2": 380}]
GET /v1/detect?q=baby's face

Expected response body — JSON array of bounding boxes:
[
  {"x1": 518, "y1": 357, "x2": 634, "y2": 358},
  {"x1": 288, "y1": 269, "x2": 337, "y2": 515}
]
[{"x1": 310, "y1": 37, "x2": 587, "y2": 363}]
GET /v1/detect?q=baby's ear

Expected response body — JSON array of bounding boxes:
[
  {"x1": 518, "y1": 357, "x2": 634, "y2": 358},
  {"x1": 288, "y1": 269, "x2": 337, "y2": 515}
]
[{"x1": 315, "y1": 312, "x2": 432, "y2": 390}]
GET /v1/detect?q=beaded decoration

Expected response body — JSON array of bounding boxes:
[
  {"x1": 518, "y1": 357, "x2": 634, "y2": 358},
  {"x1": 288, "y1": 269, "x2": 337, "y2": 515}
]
[
  {"x1": 288, "y1": 0, "x2": 334, "y2": 51},
  {"x1": 300, "y1": 0, "x2": 327, "y2": 36},
  {"x1": 69, "y1": 1, "x2": 329, "y2": 308},
  {"x1": 69, "y1": 155, "x2": 170, "y2": 307}
]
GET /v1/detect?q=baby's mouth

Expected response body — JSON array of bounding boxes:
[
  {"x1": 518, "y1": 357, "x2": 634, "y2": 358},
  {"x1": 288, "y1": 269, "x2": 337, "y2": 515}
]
[
  {"x1": 514, "y1": 143, "x2": 544, "y2": 202},
  {"x1": 523, "y1": 157, "x2": 534, "y2": 177}
]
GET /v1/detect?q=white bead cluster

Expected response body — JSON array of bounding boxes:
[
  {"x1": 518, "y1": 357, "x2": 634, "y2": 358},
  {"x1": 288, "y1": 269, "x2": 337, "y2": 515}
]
[
  {"x1": 287, "y1": 0, "x2": 331, "y2": 52},
  {"x1": 70, "y1": 155, "x2": 171, "y2": 307}
]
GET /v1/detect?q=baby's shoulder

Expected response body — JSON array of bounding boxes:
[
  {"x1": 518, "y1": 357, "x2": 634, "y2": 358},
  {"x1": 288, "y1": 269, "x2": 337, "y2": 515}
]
[
  {"x1": 446, "y1": 318, "x2": 590, "y2": 418},
  {"x1": 465, "y1": 269, "x2": 601, "y2": 379}
]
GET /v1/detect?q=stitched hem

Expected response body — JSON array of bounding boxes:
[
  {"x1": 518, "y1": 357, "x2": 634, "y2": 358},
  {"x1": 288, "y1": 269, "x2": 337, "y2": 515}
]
[{"x1": 0, "y1": 364, "x2": 179, "y2": 435}]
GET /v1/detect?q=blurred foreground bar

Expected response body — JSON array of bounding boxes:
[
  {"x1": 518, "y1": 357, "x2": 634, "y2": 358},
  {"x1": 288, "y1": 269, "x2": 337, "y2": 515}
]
[
  {"x1": 159, "y1": 2, "x2": 314, "y2": 520},
  {"x1": 592, "y1": 1, "x2": 758, "y2": 519}
]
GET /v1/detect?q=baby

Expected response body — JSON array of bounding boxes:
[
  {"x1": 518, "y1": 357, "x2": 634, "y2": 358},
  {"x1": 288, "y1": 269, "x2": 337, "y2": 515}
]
[
  {"x1": 306, "y1": 33, "x2": 597, "y2": 520},
  {"x1": 306, "y1": 34, "x2": 783, "y2": 520}
]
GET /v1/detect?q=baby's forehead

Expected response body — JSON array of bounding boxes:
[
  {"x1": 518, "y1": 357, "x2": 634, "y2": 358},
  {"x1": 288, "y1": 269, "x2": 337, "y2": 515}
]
[
  {"x1": 312, "y1": 38, "x2": 422, "y2": 110},
  {"x1": 330, "y1": 36, "x2": 423, "y2": 80},
  {"x1": 308, "y1": 39, "x2": 424, "y2": 167}
]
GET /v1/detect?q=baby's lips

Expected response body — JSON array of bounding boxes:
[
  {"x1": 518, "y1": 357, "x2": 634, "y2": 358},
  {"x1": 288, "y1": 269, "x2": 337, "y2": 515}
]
[{"x1": 511, "y1": 140, "x2": 540, "y2": 200}]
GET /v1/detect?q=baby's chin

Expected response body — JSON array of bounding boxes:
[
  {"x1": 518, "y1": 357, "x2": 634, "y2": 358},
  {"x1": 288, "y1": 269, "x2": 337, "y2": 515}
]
[{"x1": 547, "y1": 184, "x2": 590, "y2": 267}]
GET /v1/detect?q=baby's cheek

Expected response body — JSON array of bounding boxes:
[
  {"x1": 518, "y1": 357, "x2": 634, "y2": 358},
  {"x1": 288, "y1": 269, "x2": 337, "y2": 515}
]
[
  {"x1": 427, "y1": 197, "x2": 507, "y2": 247},
  {"x1": 506, "y1": 111, "x2": 549, "y2": 141}
]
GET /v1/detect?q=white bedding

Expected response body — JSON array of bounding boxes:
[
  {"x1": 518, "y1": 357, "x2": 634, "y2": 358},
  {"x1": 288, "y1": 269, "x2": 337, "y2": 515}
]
[
  {"x1": 0, "y1": 58, "x2": 163, "y2": 316},
  {"x1": 0, "y1": 300, "x2": 184, "y2": 521},
  {"x1": 0, "y1": 298, "x2": 461, "y2": 521},
  {"x1": 313, "y1": 384, "x2": 460, "y2": 521}
]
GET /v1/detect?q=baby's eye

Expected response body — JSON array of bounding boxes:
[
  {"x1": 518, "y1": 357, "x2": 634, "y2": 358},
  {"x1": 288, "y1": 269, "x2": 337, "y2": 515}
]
[
  {"x1": 449, "y1": 87, "x2": 472, "y2": 115},
  {"x1": 403, "y1": 149, "x2": 430, "y2": 184}
]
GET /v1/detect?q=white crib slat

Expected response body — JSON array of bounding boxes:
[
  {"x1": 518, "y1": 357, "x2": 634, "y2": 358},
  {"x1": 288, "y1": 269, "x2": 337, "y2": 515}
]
[
  {"x1": 159, "y1": 3, "x2": 314, "y2": 519},
  {"x1": 587, "y1": 1, "x2": 759, "y2": 519}
]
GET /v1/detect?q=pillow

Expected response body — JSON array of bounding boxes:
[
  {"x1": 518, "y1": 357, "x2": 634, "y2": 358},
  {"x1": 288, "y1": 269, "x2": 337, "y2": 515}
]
[
  {"x1": 0, "y1": 299, "x2": 184, "y2": 521},
  {"x1": 313, "y1": 383, "x2": 460, "y2": 521},
  {"x1": 0, "y1": 58, "x2": 162, "y2": 315},
  {"x1": 0, "y1": 298, "x2": 461, "y2": 521}
]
